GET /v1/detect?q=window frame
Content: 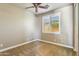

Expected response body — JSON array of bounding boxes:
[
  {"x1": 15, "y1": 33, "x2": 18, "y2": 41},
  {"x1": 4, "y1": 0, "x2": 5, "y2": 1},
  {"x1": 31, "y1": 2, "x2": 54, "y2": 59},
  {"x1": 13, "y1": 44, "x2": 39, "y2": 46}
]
[{"x1": 42, "y1": 12, "x2": 61, "y2": 34}]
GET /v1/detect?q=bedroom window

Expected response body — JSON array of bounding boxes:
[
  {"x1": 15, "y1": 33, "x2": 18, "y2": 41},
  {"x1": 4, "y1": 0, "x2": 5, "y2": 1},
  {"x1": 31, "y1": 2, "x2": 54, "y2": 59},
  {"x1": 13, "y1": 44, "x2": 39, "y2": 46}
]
[{"x1": 42, "y1": 12, "x2": 61, "y2": 34}]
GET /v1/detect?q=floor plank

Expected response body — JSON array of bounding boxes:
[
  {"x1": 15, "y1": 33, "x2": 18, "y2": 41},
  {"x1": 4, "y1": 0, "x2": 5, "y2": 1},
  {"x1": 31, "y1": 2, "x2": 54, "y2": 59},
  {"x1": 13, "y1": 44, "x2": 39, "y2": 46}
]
[{"x1": 0, "y1": 41, "x2": 76, "y2": 56}]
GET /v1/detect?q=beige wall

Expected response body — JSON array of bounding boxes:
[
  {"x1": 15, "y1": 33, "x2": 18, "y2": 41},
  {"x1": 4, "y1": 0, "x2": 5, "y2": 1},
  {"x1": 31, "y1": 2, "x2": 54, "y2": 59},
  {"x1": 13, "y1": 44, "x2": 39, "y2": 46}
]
[
  {"x1": 0, "y1": 4, "x2": 37, "y2": 50},
  {"x1": 37, "y1": 4, "x2": 73, "y2": 47},
  {"x1": 0, "y1": 4, "x2": 74, "y2": 50}
]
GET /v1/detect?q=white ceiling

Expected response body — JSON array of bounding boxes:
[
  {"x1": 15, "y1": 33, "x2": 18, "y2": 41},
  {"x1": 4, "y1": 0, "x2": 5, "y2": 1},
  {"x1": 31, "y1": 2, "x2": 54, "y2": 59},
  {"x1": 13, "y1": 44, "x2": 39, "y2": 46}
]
[{"x1": 13, "y1": 3, "x2": 71, "y2": 14}]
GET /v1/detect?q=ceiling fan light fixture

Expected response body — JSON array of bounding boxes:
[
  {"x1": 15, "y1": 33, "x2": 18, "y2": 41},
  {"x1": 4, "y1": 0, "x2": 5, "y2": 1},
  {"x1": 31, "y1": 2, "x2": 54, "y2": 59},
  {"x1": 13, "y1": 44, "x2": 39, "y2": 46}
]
[{"x1": 25, "y1": 3, "x2": 49, "y2": 12}]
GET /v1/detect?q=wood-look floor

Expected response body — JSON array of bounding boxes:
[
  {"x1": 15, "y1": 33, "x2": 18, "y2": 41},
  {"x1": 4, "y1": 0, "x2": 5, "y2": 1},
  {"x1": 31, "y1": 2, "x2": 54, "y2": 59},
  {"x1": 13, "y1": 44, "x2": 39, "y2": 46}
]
[{"x1": 0, "y1": 41, "x2": 76, "y2": 56}]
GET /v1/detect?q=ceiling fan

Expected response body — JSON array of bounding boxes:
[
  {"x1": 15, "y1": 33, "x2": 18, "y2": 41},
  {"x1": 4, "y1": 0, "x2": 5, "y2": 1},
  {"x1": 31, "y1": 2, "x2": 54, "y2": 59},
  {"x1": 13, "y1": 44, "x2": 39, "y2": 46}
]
[{"x1": 25, "y1": 3, "x2": 49, "y2": 12}]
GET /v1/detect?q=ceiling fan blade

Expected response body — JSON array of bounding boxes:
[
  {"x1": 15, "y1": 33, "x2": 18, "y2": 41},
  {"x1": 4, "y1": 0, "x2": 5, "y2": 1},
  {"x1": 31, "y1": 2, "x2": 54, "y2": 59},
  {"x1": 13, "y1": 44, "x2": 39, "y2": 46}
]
[
  {"x1": 39, "y1": 5, "x2": 49, "y2": 9},
  {"x1": 37, "y1": 3, "x2": 41, "y2": 5},
  {"x1": 25, "y1": 6, "x2": 34, "y2": 9}
]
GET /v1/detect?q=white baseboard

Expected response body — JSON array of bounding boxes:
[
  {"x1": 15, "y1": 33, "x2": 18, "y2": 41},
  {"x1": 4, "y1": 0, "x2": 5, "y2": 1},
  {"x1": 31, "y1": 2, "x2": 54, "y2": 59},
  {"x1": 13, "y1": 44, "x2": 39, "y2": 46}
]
[
  {"x1": 0, "y1": 40, "x2": 37, "y2": 52},
  {"x1": 38, "y1": 40, "x2": 73, "y2": 49},
  {"x1": 0, "y1": 39, "x2": 73, "y2": 52}
]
